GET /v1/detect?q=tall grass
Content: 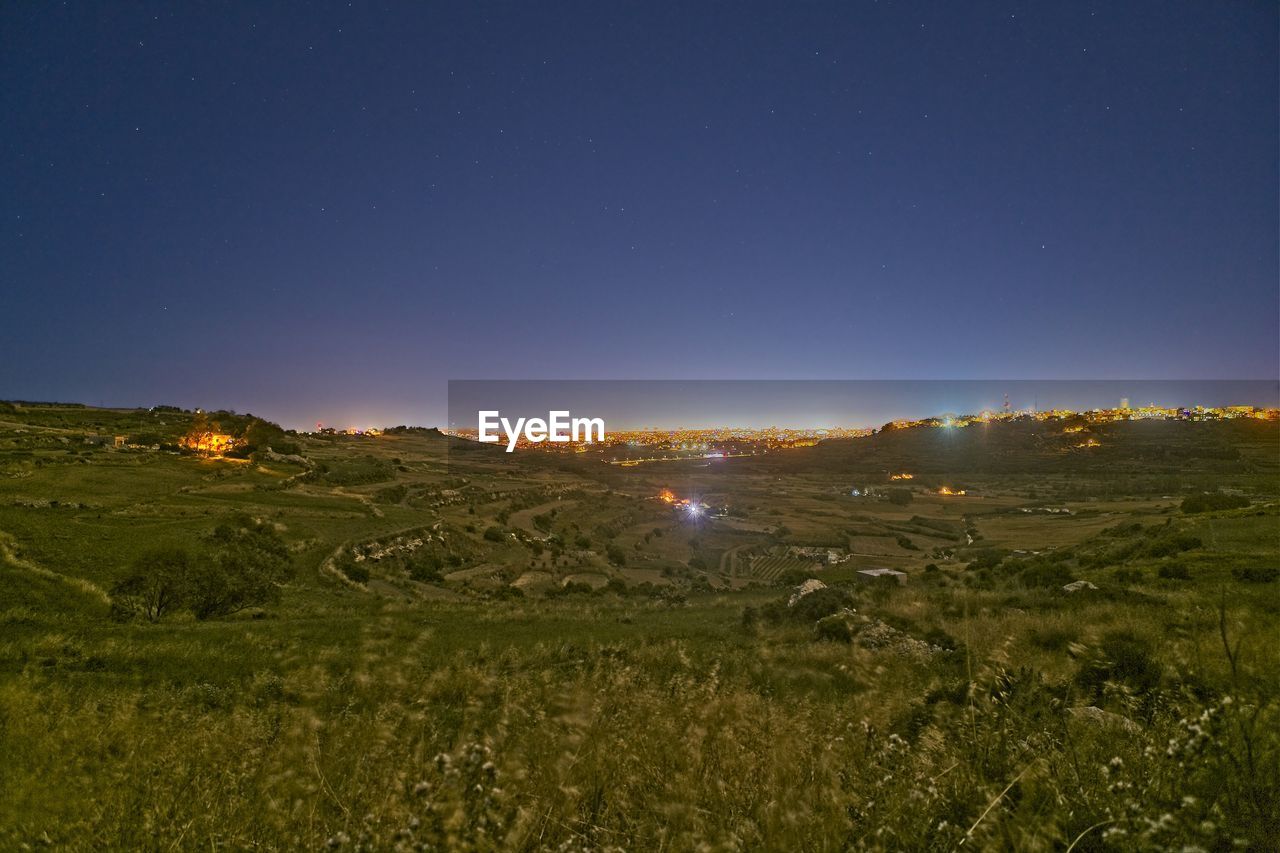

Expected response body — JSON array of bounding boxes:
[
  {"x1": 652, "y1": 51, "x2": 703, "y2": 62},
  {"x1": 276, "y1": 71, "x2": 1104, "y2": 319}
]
[{"x1": 1, "y1": 586, "x2": 1275, "y2": 850}]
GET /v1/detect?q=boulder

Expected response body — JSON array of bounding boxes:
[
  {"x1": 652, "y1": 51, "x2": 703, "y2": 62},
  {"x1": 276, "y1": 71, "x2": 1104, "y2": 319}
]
[{"x1": 1068, "y1": 705, "x2": 1141, "y2": 734}]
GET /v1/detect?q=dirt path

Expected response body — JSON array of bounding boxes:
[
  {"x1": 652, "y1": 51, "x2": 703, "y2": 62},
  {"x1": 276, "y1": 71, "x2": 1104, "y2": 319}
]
[
  {"x1": 0, "y1": 530, "x2": 110, "y2": 604},
  {"x1": 508, "y1": 499, "x2": 577, "y2": 536},
  {"x1": 719, "y1": 543, "x2": 750, "y2": 577}
]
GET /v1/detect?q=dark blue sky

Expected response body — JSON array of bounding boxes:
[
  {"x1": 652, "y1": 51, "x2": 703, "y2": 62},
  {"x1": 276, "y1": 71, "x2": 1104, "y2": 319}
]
[{"x1": 2, "y1": 2, "x2": 1276, "y2": 429}]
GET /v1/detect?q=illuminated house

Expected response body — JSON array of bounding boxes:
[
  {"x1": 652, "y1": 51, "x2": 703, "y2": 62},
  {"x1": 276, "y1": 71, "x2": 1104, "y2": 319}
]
[{"x1": 180, "y1": 432, "x2": 239, "y2": 456}]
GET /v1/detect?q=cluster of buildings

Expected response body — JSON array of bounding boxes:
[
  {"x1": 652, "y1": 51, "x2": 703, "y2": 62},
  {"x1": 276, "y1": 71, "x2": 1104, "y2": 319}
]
[
  {"x1": 310, "y1": 425, "x2": 382, "y2": 436},
  {"x1": 452, "y1": 424, "x2": 876, "y2": 456},
  {"x1": 423, "y1": 402, "x2": 1277, "y2": 459},
  {"x1": 888, "y1": 403, "x2": 1276, "y2": 431}
]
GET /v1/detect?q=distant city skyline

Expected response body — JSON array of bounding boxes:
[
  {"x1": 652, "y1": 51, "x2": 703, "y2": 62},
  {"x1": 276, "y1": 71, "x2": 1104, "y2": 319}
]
[{"x1": 439, "y1": 380, "x2": 1279, "y2": 434}]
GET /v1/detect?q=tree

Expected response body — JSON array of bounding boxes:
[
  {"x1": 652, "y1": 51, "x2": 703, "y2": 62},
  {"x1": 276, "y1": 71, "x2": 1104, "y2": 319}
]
[
  {"x1": 886, "y1": 489, "x2": 913, "y2": 506},
  {"x1": 188, "y1": 515, "x2": 293, "y2": 619},
  {"x1": 242, "y1": 417, "x2": 289, "y2": 452},
  {"x1": 110, "y1": 546, "x2": 192, "y2": 622}
]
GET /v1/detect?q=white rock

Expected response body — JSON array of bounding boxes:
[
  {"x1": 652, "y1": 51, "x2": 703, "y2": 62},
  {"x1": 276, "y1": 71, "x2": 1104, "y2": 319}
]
[{"x1": 788, "y1": 579, "x2": 827, "y2": 607}]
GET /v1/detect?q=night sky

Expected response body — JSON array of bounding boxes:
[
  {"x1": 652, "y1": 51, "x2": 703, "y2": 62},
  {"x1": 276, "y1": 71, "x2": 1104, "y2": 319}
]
[{"x1": 3, "y1": 2, "x2": 1277, "y2": 429}]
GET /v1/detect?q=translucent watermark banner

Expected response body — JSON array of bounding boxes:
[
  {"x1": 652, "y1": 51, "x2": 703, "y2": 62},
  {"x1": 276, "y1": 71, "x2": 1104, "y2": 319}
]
[{"x1": 443, "y1": 379, "x2": 1279, "y2": 471}]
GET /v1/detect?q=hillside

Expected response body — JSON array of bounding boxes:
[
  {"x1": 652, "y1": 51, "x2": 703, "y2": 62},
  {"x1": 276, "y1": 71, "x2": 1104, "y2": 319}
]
[{"x1": 0, "y1": 403, "x2": 1277, "y2": 849}]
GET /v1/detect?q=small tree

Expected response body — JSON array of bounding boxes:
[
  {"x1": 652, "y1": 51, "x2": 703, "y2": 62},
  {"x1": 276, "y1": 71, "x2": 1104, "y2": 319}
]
[{"x1": 110, "y1": 546, "x2": 192, "y2": 622}]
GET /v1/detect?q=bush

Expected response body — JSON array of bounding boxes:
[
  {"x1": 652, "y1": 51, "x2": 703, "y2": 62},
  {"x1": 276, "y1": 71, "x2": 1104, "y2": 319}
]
[
  {"x1": 966, "y1": 548, "x2": 1009, "y2": 571},
  {"x1": 374, "y1": 484, "x2": 408, "y2": 504},
  {"x1": 1157, "y1": 563, "x2": 1191, "y2": 581},
  {"x1": 407, "y1": 553, "x2": 443, "y2": 583},
  {"x1": 483, "y1": 525, "x2": 507, "y2": 542},
  {"x1": 188, "y1": 515, "x2": 293, "y2": 619},
  {"x1": 1028, "y1": 624, "x2": 1077, "y2": 651},
  {"x1": 339, "y1": 559, "x2": 370, "y2": 584},
  {"x1": 886, "y1": 489, "x2": 913, "y2": 506},
  {"x1": 1143, "y1": 532, "x2": 1201, "y2": 558},
  {"x1": 1076, "y1": 630, "x2": 1162, "y2": 698},
  {"x1": 546, "y1": 581, "x2": 594, "y2": 598},
  {"x1": 813, "y1": 614, "x2": 854, "y2": 643},
  {"x1": 1232, "y1": 566, "x2": 1279, "y2": 583},
  {"x1": 1181, "y1": 492, "x2": 1250, "y2": 514},
  {"x1": 1020, "y1": 561, "x2": 1076, "y2": 588},
  {"x1": 788, "y1": 587, "x2": 853, "y2": 622}
]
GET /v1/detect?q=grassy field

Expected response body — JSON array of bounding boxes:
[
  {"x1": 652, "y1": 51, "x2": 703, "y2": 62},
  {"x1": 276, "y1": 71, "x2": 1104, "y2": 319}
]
[{"x1": 1, "y1": 403, "x2": 1278, "y2": 849}]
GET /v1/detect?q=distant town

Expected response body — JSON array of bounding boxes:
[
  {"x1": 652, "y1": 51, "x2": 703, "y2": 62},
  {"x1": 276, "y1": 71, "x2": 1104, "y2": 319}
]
[{"x1": 433, "y1": 402, "x2": 1278, "y2": 457}]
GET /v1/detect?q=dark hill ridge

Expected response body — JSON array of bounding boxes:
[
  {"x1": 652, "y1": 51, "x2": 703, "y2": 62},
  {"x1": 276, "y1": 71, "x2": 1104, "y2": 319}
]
[{"x1": 739, "y1": 417, "x2": 1280, "y2": 479}]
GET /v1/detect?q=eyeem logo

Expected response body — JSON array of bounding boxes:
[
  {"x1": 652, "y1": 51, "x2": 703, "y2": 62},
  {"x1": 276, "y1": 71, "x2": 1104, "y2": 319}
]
[{"x1": 477, "y1": 411, "x2": 605, "y2": 452}]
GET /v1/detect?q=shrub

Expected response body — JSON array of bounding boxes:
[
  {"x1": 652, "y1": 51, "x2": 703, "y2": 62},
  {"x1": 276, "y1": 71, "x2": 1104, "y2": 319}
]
[
  {"x1": 1020, "y1": 560, "x2": 1075, "y2": 588},
  {"x1": 1157, "y1": 563, "x2": 1191, "y2": 580},
  {"x1": 1232, "y1": 566, "x2": 1279, "y2": 583},
  {"x1": 1076, "y1": 630, "x2": 1162, "y2": 697},
  {"x1": 1028, "y1": 624, "x2": 1077, "y2": 651},
  {"x1": 1181, "y1": 492, "x2": 1250, "y2": 514},
  {"x1": 788, "y1": 587, "x2": 853, "y2": 622},
  {"x1": 966, "y1": 548, "x2": 1009, "y2": 571},
  {"x1": 813, "y1": 614, "x2": 854, "y2": 643},
  {"x1": 373, "y1": 484, "x2": 408, "y2": 504},
  {"x1": 339, "y1": 559, "x2": 370, "y2": 584},
  {"x1": 1143, "y1": 532, "x2": 1201, "y2": 559},
  {"x1": 407, "y1": 553, "x2": 443, "y2": 582},
  {"x1": 188, "y1": 515, "x2": 293, "y2": 619}
]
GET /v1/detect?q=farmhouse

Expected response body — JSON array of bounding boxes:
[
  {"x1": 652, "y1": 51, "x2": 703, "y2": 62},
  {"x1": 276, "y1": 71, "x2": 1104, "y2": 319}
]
[
  {"x1": 180, "y1": 432, "x2": 239, "y2": 455},
  {"x1": 855, "y1": 567, "x2": 906, "y2": 585}
]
